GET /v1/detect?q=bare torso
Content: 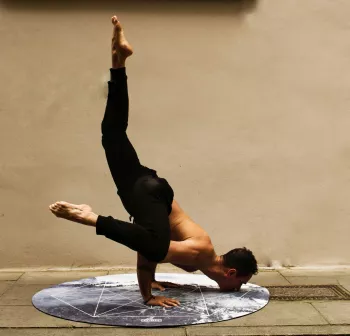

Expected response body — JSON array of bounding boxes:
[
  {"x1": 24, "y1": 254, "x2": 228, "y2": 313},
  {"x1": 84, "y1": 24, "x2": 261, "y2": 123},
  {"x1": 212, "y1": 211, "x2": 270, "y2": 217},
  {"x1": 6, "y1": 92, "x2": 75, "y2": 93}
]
[{"x1": 159, "y1": 200, "x2": 216, "y2": 270}]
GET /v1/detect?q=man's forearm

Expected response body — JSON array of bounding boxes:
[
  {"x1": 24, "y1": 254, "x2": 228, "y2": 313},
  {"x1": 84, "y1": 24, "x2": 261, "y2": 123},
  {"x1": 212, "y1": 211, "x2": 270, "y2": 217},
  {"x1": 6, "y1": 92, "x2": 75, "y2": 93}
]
[{"x1": 137, "y1": 253, "x2": 157, "y2": 302}]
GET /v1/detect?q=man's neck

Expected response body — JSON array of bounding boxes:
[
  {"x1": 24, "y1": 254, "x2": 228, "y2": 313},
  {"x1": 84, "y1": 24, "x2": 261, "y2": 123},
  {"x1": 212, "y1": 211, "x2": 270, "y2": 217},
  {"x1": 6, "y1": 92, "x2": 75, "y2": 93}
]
[{"x1": 200, "y1": 255, "x2": 226, "y2": 281}]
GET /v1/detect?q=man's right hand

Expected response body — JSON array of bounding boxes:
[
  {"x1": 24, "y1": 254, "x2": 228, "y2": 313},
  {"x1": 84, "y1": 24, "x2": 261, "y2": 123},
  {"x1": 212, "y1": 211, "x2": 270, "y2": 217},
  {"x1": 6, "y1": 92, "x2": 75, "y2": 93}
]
[{"x1": 145, "y1": 295, "x2": 180, "y2": 308}]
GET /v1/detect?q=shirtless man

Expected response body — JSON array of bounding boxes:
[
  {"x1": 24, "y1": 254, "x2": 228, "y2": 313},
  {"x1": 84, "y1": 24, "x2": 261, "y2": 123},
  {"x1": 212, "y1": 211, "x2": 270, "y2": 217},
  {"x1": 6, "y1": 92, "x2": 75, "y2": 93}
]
[{"x1": 49, "y1": 15, "x2": 258, "y2": 309}]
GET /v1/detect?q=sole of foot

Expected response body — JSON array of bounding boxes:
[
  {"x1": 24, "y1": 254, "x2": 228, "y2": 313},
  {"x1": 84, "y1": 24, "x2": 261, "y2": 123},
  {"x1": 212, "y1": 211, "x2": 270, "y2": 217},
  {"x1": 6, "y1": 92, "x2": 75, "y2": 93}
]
[{"x1": 49, "y1": 201, "x2": 93, "y2": 225}]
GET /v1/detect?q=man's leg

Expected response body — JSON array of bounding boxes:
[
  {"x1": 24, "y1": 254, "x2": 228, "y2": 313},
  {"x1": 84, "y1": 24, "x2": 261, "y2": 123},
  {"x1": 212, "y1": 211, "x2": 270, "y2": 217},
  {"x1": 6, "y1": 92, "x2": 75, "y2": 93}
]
[
  {"x1": 49, "y1": 16, "x2": 172, "y2": 263},
  {"x1": 101, "y1": 17, "x2": 142, "y2": 191}
]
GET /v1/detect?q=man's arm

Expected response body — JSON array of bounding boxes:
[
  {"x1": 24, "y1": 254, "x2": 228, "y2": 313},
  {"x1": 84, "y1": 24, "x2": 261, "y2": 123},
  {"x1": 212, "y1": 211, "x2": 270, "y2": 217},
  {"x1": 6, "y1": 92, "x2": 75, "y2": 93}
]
[{"x1": 137, "y1": 253, "x2": 157, "y2": 302}]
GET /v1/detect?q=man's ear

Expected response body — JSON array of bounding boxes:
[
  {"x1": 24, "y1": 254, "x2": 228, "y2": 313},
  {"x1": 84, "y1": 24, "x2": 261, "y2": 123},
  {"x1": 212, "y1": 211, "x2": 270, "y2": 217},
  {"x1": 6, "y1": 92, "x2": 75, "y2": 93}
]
[{"x1": 226, "y1": 268, "x2": 237, "y2": 277}]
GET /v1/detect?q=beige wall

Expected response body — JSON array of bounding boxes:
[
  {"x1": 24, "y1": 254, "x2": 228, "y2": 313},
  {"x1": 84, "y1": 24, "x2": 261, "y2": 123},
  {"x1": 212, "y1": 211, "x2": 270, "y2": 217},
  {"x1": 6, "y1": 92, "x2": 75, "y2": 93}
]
[{"x1": 1, "y1": 0, "x2": 349, "y2": 270}]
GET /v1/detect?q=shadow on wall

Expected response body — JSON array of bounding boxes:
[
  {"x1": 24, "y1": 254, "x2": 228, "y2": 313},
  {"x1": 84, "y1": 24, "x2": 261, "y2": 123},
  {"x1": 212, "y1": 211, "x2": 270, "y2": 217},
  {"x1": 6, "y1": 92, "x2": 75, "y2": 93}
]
[{"x1": 2, "y1": 0, "x2": 258, "y2": 16}]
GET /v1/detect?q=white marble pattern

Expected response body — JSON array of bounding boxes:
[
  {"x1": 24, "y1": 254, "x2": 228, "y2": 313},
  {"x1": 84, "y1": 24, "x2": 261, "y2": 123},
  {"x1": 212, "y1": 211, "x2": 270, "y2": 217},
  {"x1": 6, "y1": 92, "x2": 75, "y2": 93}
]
[{"x1": 32, "y1": 273, "x2": 269, "y2": 327}]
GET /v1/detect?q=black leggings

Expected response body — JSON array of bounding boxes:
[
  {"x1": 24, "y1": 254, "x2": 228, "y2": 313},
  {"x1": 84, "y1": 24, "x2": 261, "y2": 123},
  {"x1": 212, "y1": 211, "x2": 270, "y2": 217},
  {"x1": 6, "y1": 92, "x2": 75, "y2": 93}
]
[{"x1": 96, "y1": 67, "x2": 174, "y2": 263}]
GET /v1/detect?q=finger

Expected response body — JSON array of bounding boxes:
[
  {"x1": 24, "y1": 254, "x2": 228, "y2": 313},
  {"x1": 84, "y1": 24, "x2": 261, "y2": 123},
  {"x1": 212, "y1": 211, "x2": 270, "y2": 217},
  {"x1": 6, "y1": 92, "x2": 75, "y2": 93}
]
[
  {"x1": 167, "y1": 301, "x2": 178, "y2": 306},
  {"x1": 167, "y1": 299, "x2": 179, "y2": 305},
  {"x1": 161, "y1": 303, "x2": 171, "y2": 308}
]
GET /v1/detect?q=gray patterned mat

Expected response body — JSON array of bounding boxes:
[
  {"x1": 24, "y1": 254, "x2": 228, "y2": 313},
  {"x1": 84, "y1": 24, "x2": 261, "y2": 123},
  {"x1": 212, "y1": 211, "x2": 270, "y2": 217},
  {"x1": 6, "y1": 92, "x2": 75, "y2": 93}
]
[{"x1": 32, "y1": 273, "x2": 269, "y2": 327}]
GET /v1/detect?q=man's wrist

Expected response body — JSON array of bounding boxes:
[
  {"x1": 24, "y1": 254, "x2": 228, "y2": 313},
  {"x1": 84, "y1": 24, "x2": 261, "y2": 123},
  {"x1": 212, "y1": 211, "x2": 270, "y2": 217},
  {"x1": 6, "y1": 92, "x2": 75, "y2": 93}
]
[{"x1": 143, "y1": 294, "x2": 155, "y2": 304}]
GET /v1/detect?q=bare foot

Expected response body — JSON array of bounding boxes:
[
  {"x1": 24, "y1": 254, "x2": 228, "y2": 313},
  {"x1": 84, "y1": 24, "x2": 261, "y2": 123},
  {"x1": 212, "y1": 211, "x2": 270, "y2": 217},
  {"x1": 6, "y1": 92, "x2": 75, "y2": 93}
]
[
  {"x1": 111, "y1": 15, "x2": 133, "y2": 68},
  {"x1": 49, "y1": 201, "x2": 97, "y2": 227}
]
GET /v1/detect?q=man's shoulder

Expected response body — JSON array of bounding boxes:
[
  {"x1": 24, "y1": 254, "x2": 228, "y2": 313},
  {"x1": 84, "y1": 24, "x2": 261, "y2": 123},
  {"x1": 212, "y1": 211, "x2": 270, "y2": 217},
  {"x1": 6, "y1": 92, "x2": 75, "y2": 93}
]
[
  {"x1": 161, "y1": 236, "x2": 213, "y2": 265},
  {"x1": 190, "y1": 235, "x2": 213, "y2": 250}
]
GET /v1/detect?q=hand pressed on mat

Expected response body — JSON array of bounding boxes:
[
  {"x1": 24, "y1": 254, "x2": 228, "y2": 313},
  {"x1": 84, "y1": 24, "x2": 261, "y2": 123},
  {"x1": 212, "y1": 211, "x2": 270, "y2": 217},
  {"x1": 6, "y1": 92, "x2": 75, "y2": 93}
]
[{"x1": 145, "y1": 295, "x2": 180, "y2": 308}]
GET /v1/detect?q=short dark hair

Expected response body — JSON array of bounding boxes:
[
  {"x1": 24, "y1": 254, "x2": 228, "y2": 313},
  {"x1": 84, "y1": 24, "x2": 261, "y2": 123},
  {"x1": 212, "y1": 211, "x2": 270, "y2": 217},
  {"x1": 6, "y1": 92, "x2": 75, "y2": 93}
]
[{"x1": 222, "y1": 247, "x2": 258, "y2": 276}]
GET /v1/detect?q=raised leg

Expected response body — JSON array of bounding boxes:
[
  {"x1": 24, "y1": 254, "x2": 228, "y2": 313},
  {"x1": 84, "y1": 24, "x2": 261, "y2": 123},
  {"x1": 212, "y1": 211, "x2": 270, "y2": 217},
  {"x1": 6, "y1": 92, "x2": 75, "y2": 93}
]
[
  {"x1": 48, "y1": 16, "x2": 173, "y2": 264},
  {"x1": 101, "y1": 16, "x2": 142, "y2": 190}
]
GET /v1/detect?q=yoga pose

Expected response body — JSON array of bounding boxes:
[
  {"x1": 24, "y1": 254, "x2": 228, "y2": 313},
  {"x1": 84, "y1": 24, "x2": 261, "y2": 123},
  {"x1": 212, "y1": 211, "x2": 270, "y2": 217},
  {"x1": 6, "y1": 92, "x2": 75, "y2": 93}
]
[{"x1": 49, "y1": 16, "x2": 258, "y2": 308}]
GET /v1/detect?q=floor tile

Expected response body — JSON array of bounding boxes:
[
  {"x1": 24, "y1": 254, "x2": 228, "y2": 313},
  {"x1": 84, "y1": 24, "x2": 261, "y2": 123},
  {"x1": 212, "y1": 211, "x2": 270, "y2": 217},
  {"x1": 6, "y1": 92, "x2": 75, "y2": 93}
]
[
  {"x1": 0, "y1": 284, "x2": 49, "y2": 305},
  {"x1": 209, "y1": 301, "x2": 328, "y2": 326},
  {"x1": 0, "y1": 330, "x2": 94, "y2": 336},
  {"x1": 286, "y1": 276, "x2": 339, "y2": 285},
  {"x1": 338, "y1": 278, "x2": 350, "y2": 293},
  {"x1": 16, "y1": 271, "x2": 108, "y2": 285},
  {"x1": 312, "y1": 301, "x2": 350, "y2": 324},
  {"x1": 0, "y1": 272, "x2": 24, "y2": 281},
  {"x1": 0, "y1": 281, "x2": 15, "y2": 297},
  {"x1": 0, "y1": 328, "x2": 186, "y2": 336},
  {"x1": 108, "y1": 266, "x2": 201, "y2": 275},
  {"x1": 250, "y1": 272, "x2": 290, "y2": 286},
  {"x1": 0, "y1": 306, "x2": 89, "y2": 327},
  {"x1": 279, "y1": 269, "x2": 350, "y2": 277},
  {"x1": 107, "y1": 268, "x2": 136, "y2": 275},
  {"x1": 186, "y1": 325, "x2": 350, "y2": 335}
]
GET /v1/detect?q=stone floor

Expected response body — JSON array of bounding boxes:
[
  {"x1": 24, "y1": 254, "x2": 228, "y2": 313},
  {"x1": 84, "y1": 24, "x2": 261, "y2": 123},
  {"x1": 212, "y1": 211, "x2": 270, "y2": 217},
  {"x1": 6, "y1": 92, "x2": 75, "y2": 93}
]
[{"x1": 0, "y1": 266, "x2": 349, "y2": 335}]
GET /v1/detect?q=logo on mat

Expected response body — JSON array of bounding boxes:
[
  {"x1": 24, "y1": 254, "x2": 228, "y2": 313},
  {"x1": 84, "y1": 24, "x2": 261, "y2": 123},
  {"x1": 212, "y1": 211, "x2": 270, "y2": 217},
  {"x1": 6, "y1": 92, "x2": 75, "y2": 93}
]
[{"x1": 140, "y1": 317, "x2": 162, "y2": 322}]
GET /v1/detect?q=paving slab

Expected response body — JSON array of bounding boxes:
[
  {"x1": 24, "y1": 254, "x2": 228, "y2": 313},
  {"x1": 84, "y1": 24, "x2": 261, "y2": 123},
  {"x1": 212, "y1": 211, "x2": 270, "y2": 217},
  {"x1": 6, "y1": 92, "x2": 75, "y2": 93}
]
[
  {"x1": 206, "y1": 301, "x2": 328, "y2": 326},
  {"x1": 285, "y1": 276, "x2": 339, "y2": 285},
  {"x1": 312, "y1": 301, "x2": 350, "y2": 324},
  {"x1": 108, "y1": 266, "x2": 200, "y2": 276},
  {"x1": 186, "y1": 325, "x2": 350, "y2": 335},
  {"x1": 0, "y1": 328, "x2": 187, "y2": 336},
  {"x1": 250, "y1": 271, "x2": 290, "y2": 286},
  {"x1": 16, "y1": 271, "x2": 109, "y2": 285},
  {"x1": 0, "y1": 272, "x2": 24, "y2": 281},
  {"x1": 107, "y1": 268, "x2": 136, "y2": 275},
  {"x1": 0, "y1": 284, "x2": 49, "y2": 305},
  {"x1": 279, "y1": 269, "x2": 350, "y2": 277},
  {"x1": 0, "y1": 281, "x2": 15, "y2": 297},
  {"x1": 338, "y1": 278, "x2": 350, "y2": 293},
  {"x1": 0, "y1": 306, "x2": 90, "y2": 328}
]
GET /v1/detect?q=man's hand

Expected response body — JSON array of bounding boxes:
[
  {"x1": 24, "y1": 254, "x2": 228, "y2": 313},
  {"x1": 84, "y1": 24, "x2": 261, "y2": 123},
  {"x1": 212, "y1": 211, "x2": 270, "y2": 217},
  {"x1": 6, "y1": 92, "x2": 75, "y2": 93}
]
[
  {"x1": 145, "y1": 295, "x2": 180, "y2": 308},
  {"x1": 151, "y1": 280, "x2": 181, "y2": 291}
]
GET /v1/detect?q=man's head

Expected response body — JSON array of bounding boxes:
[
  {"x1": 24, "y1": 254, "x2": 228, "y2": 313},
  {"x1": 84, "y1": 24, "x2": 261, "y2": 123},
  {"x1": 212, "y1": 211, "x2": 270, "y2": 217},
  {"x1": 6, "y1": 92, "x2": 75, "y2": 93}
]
[{"x1": 217, "y1": 247, "x2": 258, "y2": 292}]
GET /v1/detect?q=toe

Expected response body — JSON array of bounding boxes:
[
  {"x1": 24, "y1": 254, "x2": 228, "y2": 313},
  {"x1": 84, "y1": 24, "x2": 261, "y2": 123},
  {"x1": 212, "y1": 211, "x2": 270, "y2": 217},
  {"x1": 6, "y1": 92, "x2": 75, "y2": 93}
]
[{"x1": 57, "y1": 201, "x2": 67, "y2": 208}]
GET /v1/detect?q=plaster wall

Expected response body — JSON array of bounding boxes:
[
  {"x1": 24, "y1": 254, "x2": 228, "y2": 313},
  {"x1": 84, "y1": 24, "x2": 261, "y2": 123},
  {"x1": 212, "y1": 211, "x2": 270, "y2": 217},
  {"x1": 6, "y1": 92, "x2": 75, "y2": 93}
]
[{"x1": 1, "y1": 0, "x2": 349, "y2": 269}]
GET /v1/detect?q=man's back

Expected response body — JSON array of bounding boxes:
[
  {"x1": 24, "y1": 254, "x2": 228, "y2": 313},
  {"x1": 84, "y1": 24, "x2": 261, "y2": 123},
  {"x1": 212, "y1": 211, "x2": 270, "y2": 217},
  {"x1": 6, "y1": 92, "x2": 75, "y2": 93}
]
[{"x1": 160, "y1": 200, "x2": 216, "y2": 269}]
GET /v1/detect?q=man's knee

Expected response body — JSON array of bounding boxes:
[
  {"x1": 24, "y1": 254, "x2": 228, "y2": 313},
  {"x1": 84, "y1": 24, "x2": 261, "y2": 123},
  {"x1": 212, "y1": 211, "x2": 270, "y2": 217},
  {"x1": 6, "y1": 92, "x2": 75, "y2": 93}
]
[
  {"x1": 140, "y1": 229, "x2": 170, "y2": 262},
  {"x1": 145, "y1": 242, "x2": 169, "y2": 263}
]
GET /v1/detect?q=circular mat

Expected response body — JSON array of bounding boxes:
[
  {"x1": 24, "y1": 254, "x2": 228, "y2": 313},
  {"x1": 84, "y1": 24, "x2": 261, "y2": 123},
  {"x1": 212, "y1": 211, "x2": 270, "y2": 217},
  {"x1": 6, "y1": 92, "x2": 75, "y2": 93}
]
[{"x1": 32, "y1": 273, "x2": 269, "y2": 327}]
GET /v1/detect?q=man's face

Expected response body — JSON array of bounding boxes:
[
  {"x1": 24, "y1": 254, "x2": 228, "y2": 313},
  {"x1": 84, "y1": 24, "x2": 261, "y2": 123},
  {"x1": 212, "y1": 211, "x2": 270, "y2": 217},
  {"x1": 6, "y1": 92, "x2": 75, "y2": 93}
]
[{"x1": 218, "y1": 270, "x2": 253, "y2": 292}]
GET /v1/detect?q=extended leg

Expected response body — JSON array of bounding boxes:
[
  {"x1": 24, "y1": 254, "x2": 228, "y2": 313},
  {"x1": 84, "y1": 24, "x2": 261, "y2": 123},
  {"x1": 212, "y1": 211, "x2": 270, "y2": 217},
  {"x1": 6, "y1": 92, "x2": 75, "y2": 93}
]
[
  {"x1": 49, "y1": 193, "x2": 171, "y2": 263},
  {"x1": 49, "y1": 16, "x2": 173, "y2": 264},
  {"x1": 101, "y1": 16, "x2": 143, "y2": 190}
]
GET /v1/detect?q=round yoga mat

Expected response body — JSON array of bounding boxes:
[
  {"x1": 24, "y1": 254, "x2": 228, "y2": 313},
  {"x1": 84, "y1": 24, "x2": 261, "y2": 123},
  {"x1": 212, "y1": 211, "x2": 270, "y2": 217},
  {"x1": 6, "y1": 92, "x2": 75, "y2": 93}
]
[{"x1": 32, "y1": 273, "x2": 269, "y2": 327}]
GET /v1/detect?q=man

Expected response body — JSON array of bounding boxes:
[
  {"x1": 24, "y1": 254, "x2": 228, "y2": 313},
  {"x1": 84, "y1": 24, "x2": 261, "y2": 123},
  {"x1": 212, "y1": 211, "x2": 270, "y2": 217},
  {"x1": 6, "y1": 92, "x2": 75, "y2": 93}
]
[{"x1": 49, "y1": 15, "x2": 258, "y2": 309}]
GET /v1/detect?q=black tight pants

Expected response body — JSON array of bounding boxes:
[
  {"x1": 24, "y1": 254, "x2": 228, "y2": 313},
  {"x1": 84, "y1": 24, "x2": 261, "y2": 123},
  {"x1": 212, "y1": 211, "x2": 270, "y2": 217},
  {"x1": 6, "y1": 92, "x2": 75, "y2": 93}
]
[{"x1": 96, "y1": 67, "x2": 174, "y2": 263}]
